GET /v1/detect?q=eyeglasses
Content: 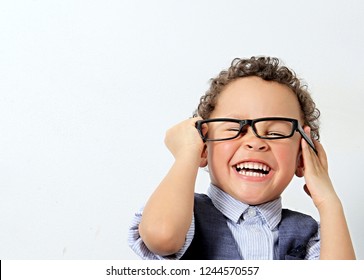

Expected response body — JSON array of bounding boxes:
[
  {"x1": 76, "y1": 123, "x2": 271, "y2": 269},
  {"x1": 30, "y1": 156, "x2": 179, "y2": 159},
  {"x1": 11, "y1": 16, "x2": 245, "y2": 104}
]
[{"x1": 195, "y1": 117, "x2": 317, "y2": 153}]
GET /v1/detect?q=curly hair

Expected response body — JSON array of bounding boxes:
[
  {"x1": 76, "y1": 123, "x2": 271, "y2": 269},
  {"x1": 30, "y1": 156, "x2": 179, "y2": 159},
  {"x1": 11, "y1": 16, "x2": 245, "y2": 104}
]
[{"x1": 193, "y1": 56, "x2": 321, "y2": 140}]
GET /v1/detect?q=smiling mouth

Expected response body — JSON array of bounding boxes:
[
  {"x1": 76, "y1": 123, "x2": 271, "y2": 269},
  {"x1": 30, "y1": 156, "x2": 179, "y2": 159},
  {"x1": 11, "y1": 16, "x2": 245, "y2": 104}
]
[{"x1": 235, "y1": 162, "x2": 271, "y2": 177}]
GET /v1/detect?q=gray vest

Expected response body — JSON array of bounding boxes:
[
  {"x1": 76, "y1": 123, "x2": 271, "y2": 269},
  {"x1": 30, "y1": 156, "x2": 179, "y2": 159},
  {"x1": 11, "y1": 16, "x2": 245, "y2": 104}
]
[{"x1": 181, "y1": 193, "x2": 318, "y2": 260}]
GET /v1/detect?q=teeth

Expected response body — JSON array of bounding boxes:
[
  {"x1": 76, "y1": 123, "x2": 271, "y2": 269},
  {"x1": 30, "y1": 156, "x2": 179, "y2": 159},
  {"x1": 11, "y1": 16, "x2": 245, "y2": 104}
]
[
  {"x1": 236, "y1": 162, "x2": 270, "y2": 171},
  {"x1": 236, "y1": 162, "x2": 271, "y2": 177},
  {"x1": 239, "y1": 170, "x2": 266, "y2": 177}
]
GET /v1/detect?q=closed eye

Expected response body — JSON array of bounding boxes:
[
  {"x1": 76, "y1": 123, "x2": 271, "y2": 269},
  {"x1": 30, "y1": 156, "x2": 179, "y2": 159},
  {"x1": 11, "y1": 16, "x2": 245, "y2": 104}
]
[
  {"x1": 266, "y1": 131, "x2": 286, "y2": 137},
  {"x1": 227, "y1": 128, "x2": 240, "y2": 132}
]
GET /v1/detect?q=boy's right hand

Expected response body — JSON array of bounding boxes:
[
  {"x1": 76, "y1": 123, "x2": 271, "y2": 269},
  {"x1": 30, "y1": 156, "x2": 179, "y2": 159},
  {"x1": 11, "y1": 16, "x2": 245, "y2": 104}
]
[
  {"x1": 140, "y1": 118, "x2": 206, "y2": 255},
  {"x1": 164, "y1": 117, "x2": 206, "y2": 161}
]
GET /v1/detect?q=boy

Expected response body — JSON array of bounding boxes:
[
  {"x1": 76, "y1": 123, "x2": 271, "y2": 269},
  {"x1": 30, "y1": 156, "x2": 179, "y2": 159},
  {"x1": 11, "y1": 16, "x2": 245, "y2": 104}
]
[{"x1": 128, "y1": 56, "x2": 355, "y2": 260}]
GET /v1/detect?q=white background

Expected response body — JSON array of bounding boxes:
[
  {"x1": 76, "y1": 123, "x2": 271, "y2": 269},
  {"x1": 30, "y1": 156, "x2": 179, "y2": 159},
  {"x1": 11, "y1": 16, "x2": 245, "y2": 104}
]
[{"x1": 0, "y1": 0, "x2": 363, "y2": 259}]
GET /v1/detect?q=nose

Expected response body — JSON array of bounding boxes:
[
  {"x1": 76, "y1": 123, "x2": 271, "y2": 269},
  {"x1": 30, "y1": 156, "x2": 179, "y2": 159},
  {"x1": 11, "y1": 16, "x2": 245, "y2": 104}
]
[{"x1": 242, "y1": 127, "x2": 269, "y2": 152}]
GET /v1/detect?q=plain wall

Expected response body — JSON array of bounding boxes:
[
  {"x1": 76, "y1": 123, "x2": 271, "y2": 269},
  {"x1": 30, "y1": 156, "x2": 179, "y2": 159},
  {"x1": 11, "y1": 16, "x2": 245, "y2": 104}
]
[{"x1": 1, "y1": 0, "x2": 363, "y2": 259}]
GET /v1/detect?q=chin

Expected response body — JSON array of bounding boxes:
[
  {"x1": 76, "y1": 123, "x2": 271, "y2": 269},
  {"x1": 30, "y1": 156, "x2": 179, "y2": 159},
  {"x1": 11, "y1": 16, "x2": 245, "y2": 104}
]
[{"x1": 232, "y1": 190, "x2": 275, "y2": 206}]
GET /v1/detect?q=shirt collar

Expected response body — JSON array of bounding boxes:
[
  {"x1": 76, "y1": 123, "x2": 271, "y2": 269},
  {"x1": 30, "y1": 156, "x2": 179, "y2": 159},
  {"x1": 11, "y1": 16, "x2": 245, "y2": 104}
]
[{"x1": 207, "y1": 184, "x2": 282, "y2": 230}]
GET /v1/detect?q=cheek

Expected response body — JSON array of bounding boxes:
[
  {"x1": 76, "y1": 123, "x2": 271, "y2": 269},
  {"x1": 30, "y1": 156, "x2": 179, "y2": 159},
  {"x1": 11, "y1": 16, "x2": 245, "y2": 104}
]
[
  {"x1": 274, "y1": 141, "x2": 301, "y2": 171},
  {"x1": 207, "y1": 142, "x2": 236, "y2": 166}
]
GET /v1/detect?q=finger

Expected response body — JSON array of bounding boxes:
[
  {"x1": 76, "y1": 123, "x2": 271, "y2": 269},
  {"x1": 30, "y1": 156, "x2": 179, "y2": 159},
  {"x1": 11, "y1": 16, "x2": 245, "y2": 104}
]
[
  {"x1": 303, "y1": 125, "x2": 328, "y2": 170},
  {"x1": 302, "y1": 127, "x2": 326, "y2": 161},
  {"x1": 301, "y1": 126, "x2": 317, "y2": 160},
  {"x1": 301, "y1": 127, "x2": 329, "y2": 175},
  {"x1": 300, "y1": 127, "x2": 322, "y2": 174},
  {"x1": 312, "y1": 139, "x2": 329, "y2": 170},
  {"x1": 190, "y1": 116, "x2": 203, "y2": 121}
]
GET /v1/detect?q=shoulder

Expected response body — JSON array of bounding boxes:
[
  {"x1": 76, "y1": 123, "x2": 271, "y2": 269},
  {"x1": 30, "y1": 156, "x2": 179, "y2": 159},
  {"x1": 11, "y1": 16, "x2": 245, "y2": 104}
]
[
  {"x1": 280, "y1": 208, "x2": 319, "y2": 233},
  {"x1": 281, "y1": 208, "x2": 318, "y2": 222},
  {"x1": 193, "y1": 193, "x2": 214, "y2": 208},
  {"x1": 194, "y1": 192, "x2": 210, "y2": 201}
]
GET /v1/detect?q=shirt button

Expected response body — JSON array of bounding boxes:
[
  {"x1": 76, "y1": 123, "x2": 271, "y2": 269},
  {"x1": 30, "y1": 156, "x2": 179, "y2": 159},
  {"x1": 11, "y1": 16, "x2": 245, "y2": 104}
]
[{"x1": 248, "y1": 207, "x2": 256, "y2": 217}]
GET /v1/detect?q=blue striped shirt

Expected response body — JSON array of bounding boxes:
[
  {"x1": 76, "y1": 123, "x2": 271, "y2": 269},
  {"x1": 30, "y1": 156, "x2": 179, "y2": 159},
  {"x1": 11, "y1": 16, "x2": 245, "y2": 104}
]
[{"x1": 128, "y1": 184, "x2": 320, "y2": 259}]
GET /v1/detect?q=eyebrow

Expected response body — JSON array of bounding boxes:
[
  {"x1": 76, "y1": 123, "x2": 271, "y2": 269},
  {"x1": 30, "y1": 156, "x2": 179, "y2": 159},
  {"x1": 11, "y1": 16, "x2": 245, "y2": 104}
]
[{"x1": 215, "y1": 114, "x2": 246, "y2": 119}]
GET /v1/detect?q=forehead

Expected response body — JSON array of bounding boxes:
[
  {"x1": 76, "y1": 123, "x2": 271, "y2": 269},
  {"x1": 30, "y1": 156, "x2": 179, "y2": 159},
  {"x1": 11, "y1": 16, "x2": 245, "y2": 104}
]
[{"x1": 211, "y1": 76, "x2": 302, "y2": 120}]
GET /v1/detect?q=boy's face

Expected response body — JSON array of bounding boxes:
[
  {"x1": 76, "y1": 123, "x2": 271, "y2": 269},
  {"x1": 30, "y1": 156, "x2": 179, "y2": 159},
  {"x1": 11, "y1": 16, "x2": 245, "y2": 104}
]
[{"x1": 205, "y1": 76, "x2": 303, "y2": 205}]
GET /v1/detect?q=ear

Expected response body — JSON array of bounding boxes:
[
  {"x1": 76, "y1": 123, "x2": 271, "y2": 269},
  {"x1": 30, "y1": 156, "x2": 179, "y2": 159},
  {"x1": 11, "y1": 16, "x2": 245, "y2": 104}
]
[
  {"x1": 295, "y1": 152, "x2": 304, "y2": 177},
  {"x1": 199, "y1": 144, "x2": 208, "y2": 168}
]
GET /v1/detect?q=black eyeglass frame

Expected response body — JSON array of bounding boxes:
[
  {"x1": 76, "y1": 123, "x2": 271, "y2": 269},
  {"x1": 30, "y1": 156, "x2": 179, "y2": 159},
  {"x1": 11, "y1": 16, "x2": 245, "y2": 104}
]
[{"x1": 195, "y1": 117, "x2": 317, "y2": 154}]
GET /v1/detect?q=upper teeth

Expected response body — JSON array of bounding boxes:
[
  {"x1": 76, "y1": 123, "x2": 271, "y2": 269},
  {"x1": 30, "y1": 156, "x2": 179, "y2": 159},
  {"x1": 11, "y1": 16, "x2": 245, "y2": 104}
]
[{"x1": 236, "y1": 162, "x2": 270, "y2": 172}]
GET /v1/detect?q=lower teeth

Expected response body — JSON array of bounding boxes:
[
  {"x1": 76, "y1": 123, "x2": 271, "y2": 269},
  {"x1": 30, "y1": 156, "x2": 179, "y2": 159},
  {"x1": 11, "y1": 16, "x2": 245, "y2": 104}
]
[{"x1": 238, "y1": 170, "x2": 267, "y2": 177}]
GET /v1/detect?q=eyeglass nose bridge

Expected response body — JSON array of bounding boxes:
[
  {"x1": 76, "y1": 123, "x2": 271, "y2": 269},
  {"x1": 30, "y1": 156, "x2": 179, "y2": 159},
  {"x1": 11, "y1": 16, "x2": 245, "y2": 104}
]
[
  {"x1": 238, "y1": 119, "x2": 262, "y2": 139},
  {"x1": 240, "y1": 121, "x2": 270, "y2": 152}
]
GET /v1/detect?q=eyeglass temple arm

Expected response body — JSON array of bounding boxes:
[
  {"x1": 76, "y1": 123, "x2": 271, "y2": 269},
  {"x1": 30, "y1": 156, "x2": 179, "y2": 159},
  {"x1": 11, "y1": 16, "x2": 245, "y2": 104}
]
[
  {"x1": 195, "y1": 121, "x2": 207, "y2": 142},
  {"x1": 297, "y1": 126, "x2": 318, "y2": 154}
]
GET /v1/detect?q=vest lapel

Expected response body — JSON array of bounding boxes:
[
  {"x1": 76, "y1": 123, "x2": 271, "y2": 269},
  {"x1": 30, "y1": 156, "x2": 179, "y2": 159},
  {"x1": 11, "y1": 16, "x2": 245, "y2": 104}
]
[
  {"x1": 277, "y1": 209, "x2": 318, "y2": 260},
  {"x1": 181, "y1": 194, "x2": 241, "y2": 260}
]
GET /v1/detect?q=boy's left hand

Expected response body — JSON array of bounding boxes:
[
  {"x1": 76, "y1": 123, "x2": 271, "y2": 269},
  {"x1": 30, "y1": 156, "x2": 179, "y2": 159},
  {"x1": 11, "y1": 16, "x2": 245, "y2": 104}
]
[{"x1": 300, "y1": 127, "x2": 340, "y2": 210}]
